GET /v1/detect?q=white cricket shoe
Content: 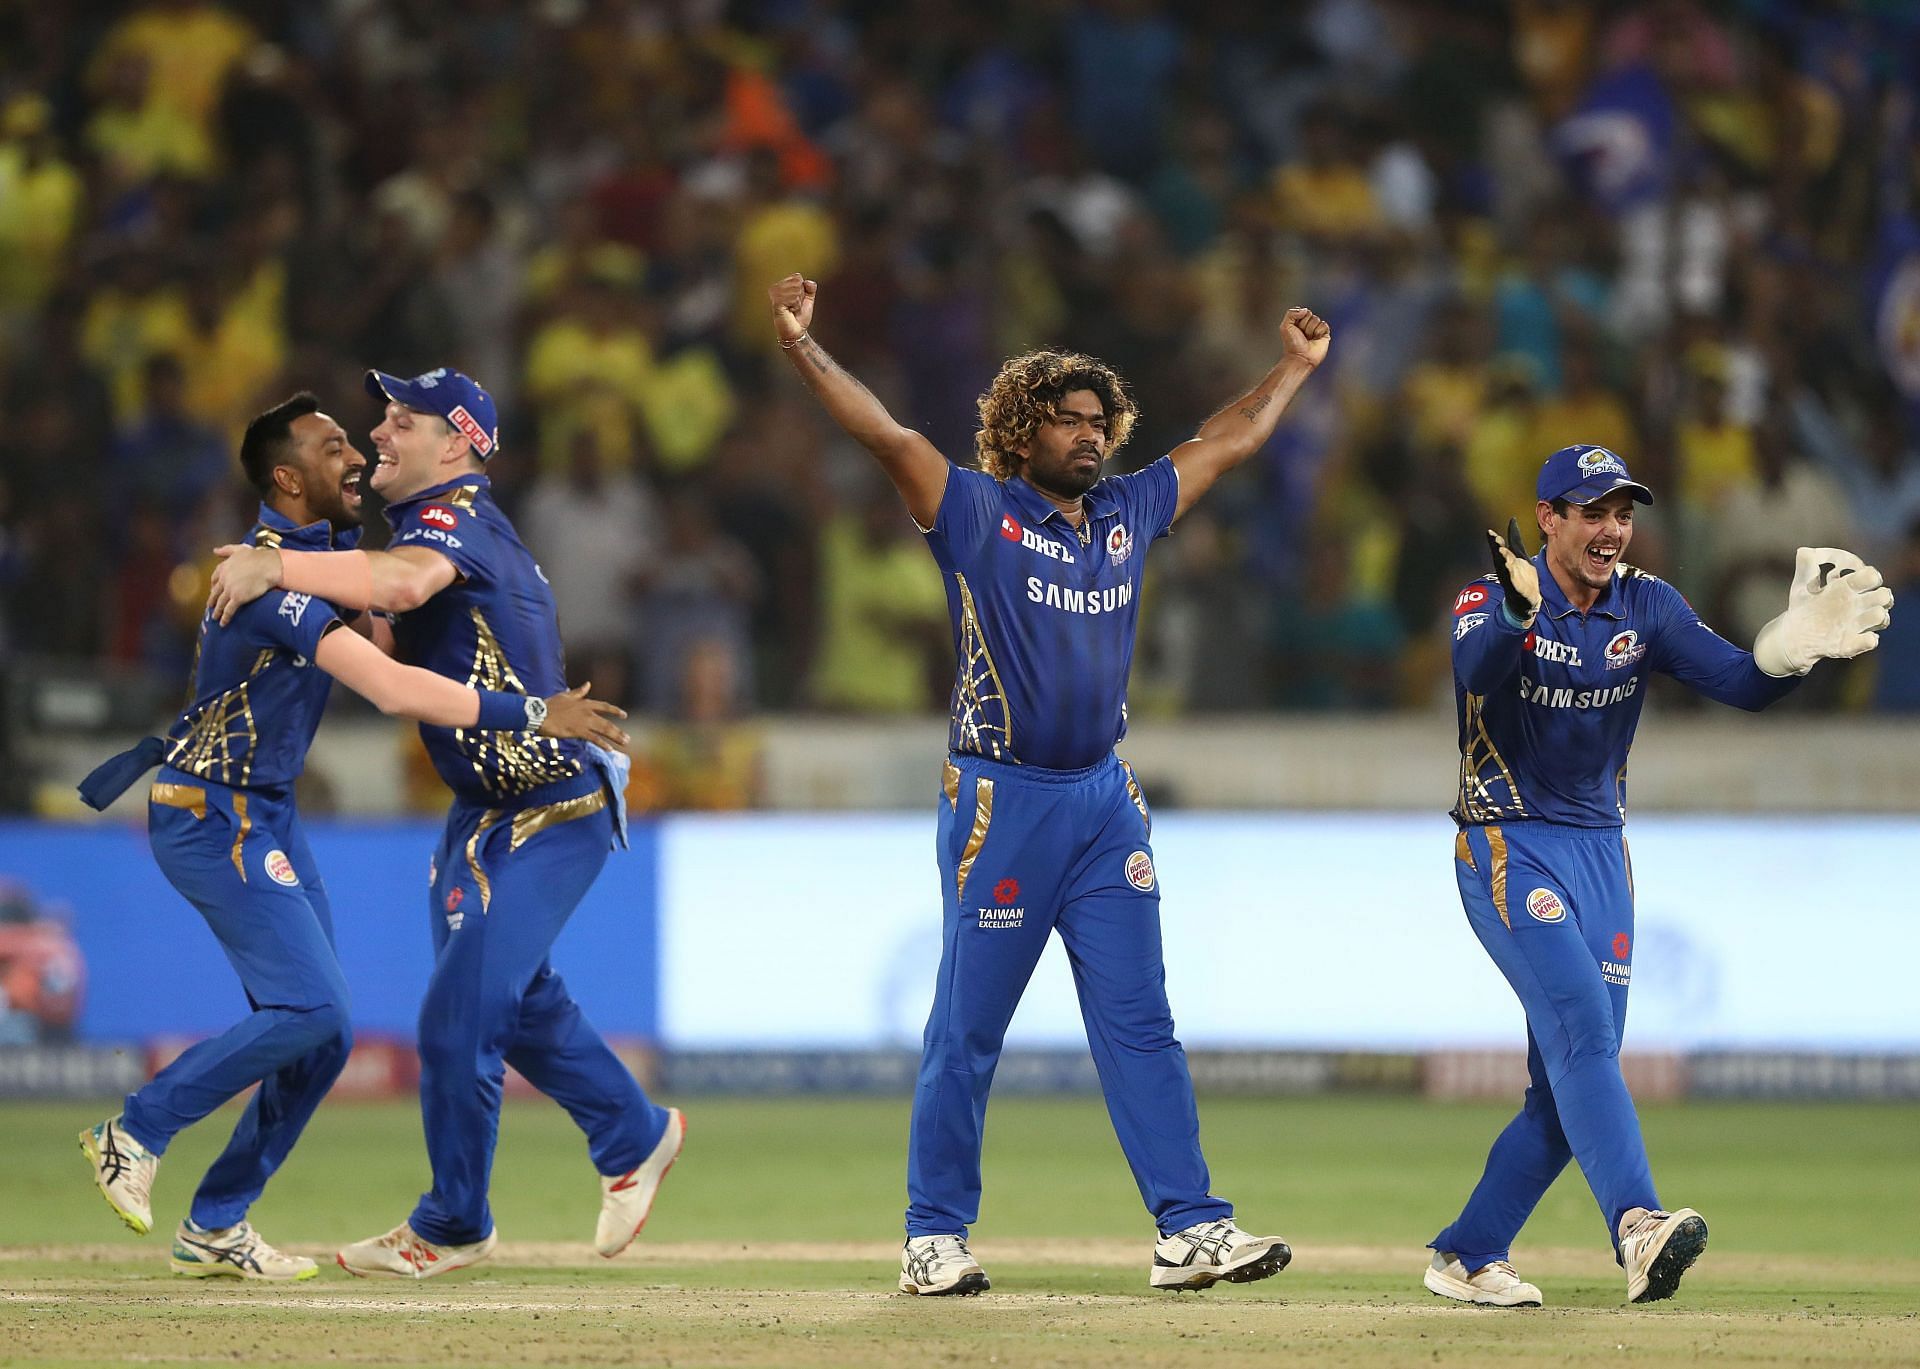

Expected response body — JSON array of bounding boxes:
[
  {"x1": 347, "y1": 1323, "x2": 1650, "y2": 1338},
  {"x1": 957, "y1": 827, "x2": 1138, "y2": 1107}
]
[
  {"x1": 336, "y1": 1222, "x2": 497, "y2": 1279},
  {"x1": 1423, "y1": 1250, "x2": 1543, "y2": 1307},
  {"x1": 79, "y1": 1117, "x2": 158, "y2": 1235},
  {"x1": 170, "y1": 1219, "x2": 318, "y2": 1281},
  {"x1": 899, "y1": 1234, "x2": 991, "y2": 1296},
  {"x1": 596, "y1": 1107, "x2": 686, "y2": 1257},
  {"x1": 1150, "y1": 1218, "x2": 1291, "y2": 1290},
  {"x1": 1619, "y1": 1206, "x2": 1708, "y2": 1303}
]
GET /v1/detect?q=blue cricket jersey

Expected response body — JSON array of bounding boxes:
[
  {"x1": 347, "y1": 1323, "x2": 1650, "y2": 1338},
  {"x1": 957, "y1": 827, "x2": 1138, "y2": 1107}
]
[
  {"x1": 163, "y1": 507, "x2": 359, "y2": 790},
  {"x1": 383, "y1": 474, "x2": 591, "y2": 806},
  {"x1": 923, "y1": 458, "x2": 1180, "y2": 770},
  {"x1": 1450, "y1": 554, "x2": 1799, "y2": 827}
]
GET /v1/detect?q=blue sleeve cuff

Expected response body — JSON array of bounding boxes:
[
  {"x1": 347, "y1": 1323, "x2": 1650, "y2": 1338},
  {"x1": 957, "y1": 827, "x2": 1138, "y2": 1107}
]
[
  {"x1": 1498, "y1": 601, "x2": 1533, "y2": 631},
  {"x1": 476, "y1": 689, "x2": 529, "y2": 732}
]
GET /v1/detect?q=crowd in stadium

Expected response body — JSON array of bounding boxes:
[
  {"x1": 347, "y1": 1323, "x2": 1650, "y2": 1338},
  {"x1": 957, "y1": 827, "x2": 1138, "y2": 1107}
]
[{"x1": 4, "y1": 0, "x2": 1920, "y2": 752}]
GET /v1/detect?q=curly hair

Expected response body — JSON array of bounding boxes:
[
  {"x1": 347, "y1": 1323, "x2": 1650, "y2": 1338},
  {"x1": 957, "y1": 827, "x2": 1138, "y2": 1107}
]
[{"x1": 974, "y1": 351, "x2": 1137, "y2": 480}]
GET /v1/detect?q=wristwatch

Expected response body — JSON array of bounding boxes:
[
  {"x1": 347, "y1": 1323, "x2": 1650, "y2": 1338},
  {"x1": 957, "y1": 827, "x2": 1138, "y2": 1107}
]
[{"x1": 523, "y1": 695, "x2": 548, "y2": 733}]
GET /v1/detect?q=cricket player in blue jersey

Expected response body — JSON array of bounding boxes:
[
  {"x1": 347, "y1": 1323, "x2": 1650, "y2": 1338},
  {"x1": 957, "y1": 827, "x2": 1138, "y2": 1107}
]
[
  {"x1": 770, "y1": 272, "x2": 1330, "y2": 1295},
  {"x1": 208, "y1": 368, "x2": 683, "y2": 1279},
  {"x1": 1428, "y1": 444, "x2": 1893, "y2": 1307},
  {"x1": 75, "y1": 392, "x2": 624, "y2": 1280}
]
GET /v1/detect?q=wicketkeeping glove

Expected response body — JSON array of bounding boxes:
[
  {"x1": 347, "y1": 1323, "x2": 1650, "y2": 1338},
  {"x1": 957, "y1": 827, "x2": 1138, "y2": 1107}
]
[
  {"x1": 1752, "y1": 546, "x2": 1895, "y2": 677},
  {"x1": 1486, "y1": 517, "x2": 1542, "y2": 627}
]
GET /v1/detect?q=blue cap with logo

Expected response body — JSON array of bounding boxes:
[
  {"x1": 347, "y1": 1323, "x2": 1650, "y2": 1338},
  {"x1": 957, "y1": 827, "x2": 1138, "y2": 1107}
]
[
  {"x1": 1536, "y1": 444, "x2": 1654, "y2": 506},
  {"x1": 365, "y1": 368, "x2": 499, "y2": 461}
]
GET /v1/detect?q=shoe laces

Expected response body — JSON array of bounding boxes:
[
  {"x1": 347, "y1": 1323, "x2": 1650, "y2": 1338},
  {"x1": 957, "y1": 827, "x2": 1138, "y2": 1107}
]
[
  {"x1": 1481, "y1": 1260, "x2": 1522, "y2": 1280},
  {"x1": 1622, "y1": 1209, "x2": 1669, "y2": 1244}
]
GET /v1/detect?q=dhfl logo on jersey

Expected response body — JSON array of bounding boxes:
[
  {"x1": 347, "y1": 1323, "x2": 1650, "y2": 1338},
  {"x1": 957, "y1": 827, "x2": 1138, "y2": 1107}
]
[
  {"x1": 1524, "y1": 887, "x2": 1566, "y2": 923},
  {"x1": 1454, "y1": 585, "x2": 1489, "y2": 616},
  {"x1": 1000, "y1": 514, "x2": 1023, "y2": 541},
  {"x1": 420, "y1": 505, "x2": 459, "y2": 531}
]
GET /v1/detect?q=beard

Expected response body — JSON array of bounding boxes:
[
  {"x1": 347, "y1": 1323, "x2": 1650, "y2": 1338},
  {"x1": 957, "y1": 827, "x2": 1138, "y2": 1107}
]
[{"x1": 1026, "y1": 448, "x2": 1104, "y2": 499}]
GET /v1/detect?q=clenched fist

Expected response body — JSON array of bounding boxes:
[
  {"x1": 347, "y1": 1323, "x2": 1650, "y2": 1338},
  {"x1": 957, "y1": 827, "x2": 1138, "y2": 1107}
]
[
  {"x1": 769, "y1": 273, "x2": 817, "y2": 345},
  {"x1": 1281, "y1": 307, "x2": 1331, "y2": 369}
]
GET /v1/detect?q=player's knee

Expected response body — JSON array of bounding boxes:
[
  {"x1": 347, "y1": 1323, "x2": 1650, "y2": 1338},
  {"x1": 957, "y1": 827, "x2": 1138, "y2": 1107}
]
[{"x1": 284, "y1": 999, "x2": 351, "y2": 1056}]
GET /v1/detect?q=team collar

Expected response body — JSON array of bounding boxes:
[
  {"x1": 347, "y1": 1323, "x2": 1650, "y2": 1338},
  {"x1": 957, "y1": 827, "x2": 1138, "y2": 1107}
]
[
  {"x1": 255, "y1": 503, "x2": 360, "y2": 551},
  {"x1": 383, "y1": 472, "x2": 491, "y2": 523},
  {"x1": 1005, "y1": 470, "x2": 1120, "y2": 533},
  {"x1": 1536, "y1": 550, "x2": 1627, "y2": 621}
]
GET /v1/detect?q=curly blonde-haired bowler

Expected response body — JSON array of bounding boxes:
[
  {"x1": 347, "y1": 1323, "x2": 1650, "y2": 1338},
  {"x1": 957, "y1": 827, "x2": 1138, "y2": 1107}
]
[{"x1": 973, "y1": 351, "x2": 1138, "y2": 481}]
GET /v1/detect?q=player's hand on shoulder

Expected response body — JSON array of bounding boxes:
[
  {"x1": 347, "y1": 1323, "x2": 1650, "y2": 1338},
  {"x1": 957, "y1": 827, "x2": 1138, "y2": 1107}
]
[
  {"x1": 539, "y1": 682, "x2": 630, "y2": 751},
  {"x1": 1484, "y1": 517, "x2": 1541, "y2": 626},
  {"x1": 1754, "y1": 546, "x2": 1894, "y2": 676},
  {"x1": 769, "y1": 273, "x2": 817, "y2": 344},
  {"x1": 207, "y1": 544, "x2": 283, "y2": 626},
  {"x1": 1280, "y1": 307, "x2": 1331, "y2": 368}
]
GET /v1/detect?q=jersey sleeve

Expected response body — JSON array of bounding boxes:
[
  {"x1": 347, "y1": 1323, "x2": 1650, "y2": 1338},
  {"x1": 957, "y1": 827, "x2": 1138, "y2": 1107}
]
[
  {"x1": 923, "y1": 465, "x2": 1002, "y2": 568},
  {"x1": 1450, "y1": 577, "x2": 1528, "y2": 692},
  {"x1": 389, "y1": 499, "x2": 490, "y2": 583},
  {"x1": 233, "y1": 589, "x2": 342, "y2": 660},
  {"x1": 1643, "y1": 575, "x2": 1800, "y2": 711},
  {"x1": 1114, "y1": 455, "x2": 1181, "y2": 541}
]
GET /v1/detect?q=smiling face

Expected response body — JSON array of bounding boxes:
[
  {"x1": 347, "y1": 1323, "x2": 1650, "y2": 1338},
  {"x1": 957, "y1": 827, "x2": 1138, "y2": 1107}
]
[
  {"x1": 368, "y1": 401, "x2": 467, "y2": 501},
  {"x1": 283, "y1": 411, "x2": 365, "y2": 531},
  {"x1": 1539, "y1": 490, "x2": 1636, "y2": 597},
  {"x1": 1020, "y1": 388, "x2": 1109, "y2": 500}
]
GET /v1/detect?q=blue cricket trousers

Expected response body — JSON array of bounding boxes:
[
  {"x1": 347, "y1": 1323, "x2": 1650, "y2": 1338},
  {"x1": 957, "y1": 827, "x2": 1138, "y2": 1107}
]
[
  {"x1": 906, "y1": 752, "x2": 1231, "y2": 1239},
  {"x1": 122, "y1": 769, "x2": 353, "y2": 1230},
  {"x1": 409, "y1": 782, "x2": 670, "y2": 1247},
  {"x1": 1432, "y1": 821, "x2": 1660, "y2": 1269}
]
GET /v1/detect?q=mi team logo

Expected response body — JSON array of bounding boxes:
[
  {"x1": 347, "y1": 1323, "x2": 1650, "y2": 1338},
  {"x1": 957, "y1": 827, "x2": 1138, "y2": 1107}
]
[
  {"x1": 1604, "y1": 630, "x2": 1648, "y2": 669},
  {"x1": 1106, "y1": 523, "x2": 1133, "y2": 565},
  {"x1": 1577, "y1": 448, "x2": 1627, "y2": 478},
  {"x1": 1525, "y1": 888, "x2": 1566, "y2": 923}
]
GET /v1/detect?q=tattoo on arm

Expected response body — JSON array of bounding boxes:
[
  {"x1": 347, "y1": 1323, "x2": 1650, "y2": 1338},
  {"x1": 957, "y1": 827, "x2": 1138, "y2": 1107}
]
[{"x1": 1238, "y1": 394, "x2": 1273, "y2": 423}]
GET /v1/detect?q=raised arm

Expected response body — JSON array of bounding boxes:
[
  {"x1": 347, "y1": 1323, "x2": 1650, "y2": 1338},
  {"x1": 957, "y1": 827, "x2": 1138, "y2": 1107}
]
[
  {"x1": 1168, "y1": 307, "x2": 1330, "y2": 521},
  {"x1": 770, "y1": 273, "x2": 950, "y2": 528},
  {"x1": 208, "y1": 544, "x2": 458, "y2": 624},
  {"x1": 313, "y1": 626, "x2": 629, "y2": 748}
]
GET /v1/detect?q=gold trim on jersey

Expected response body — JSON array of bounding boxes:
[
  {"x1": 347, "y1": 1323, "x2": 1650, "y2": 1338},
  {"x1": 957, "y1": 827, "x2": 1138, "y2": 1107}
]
[
  {"x1": 167, "y1": 682, "x2": 260, "y2": 788},
  {"x1": 445, "y1": 484, "x2": 481, "y2": 512},
  {"x1": 955, "y1": 776, "x2": 995, "y2": 904},
  {"x1": 457, "y1": 608, "x2": 582, "y2": 798},
  {"x1": 150, "y1": 782, "x2": 207, "y2": 819},
  {"x1": 950, "y1": 572, "x2": 1013, "y2": 762},
  {"x1": 465, "y1": 808, "x2": 509, "y2": 912},
  {"x1": 1623, "y1": 836, "x2": 1635, "y2": 902},
  {"x1": 1457, "y1": 693, "x2": 1528, "y2": 823},
  {"x1": 229, "y1": 793, "x2": 252, "y2": 882},
  {"x1": 1119, "y1": 758, "x2": 1151, "y2": 836},
  {"x1": 509, "y1": 789, "x2": 607, "y2": 850},
  {"x1": 254, "y1": 526, "x2": 284, "y2": 550},
  {"x1": 943, "y1": 759, "x2": 960, "y2": 810},
  {"x1": 1486, "y1": 825, "x2": 1511, "y2": 929},
  {"x1": 1614, "y1": 761, "x2": 1629, "y2": 821},
  {"x1": 1454, "y1": 829, "x2": 1476, "y2": 871}
]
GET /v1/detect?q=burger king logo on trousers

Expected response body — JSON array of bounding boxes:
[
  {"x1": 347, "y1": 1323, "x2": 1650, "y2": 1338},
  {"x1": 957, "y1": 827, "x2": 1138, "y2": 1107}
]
[{"x1": 1125, "y1": 850, "x2": 1156, "y2": 891}]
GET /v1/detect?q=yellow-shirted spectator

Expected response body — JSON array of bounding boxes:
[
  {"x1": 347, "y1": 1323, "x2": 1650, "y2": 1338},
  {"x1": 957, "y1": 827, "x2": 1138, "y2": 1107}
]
[
  {"x1": 810, "y1": 490, "x2": 951, "y2": 713},
  {"x1": 523, "y1": 280, "x2": 655, "y2": 473},
  {"x1": 0, "y1": 98, "x2": 84, "y2": 316},
  {"x1": 638, "y1": 347, "x2": 736, "y2": 477},
  {"x1": 1464, "y1": 362, "x2": 1544, "y2": 522},
  {"x1": 1527, "y1": 338, "x2": 1637, "y2": 464},
  {"x1": 81, "y1": 265, "x2": 192, "y2": 421},
  {"x1": 1272, "y1": 106, "x2": 1380, "y2": 241},
  {"x1": 164, "y1": 270, "x2": 286, "y2": 441},
  {"x1": 1676, "y1": 372, "x2": 1758, "y2": 508},
  {"x1": 92, "y1": 0, "x2": 255, "y2": 130},
  {"x1": 86, "y1": 50, "x2": 215, "y2": 180},
  {"x1": 1400, "y1": 310, "x2": 1493, "y2": 448},
  {"x1": 732, "y1": 151, "x2": 838, "y2": 350}
]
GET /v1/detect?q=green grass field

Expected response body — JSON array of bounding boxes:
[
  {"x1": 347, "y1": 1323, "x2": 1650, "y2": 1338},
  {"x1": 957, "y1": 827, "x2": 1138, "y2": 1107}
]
[{"x1": 5, "y1": 1095, "x2": 1917, "y2": 1366}]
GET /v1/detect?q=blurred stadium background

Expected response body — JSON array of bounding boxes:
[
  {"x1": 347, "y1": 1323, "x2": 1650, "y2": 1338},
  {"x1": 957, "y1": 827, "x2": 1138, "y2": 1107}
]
[{"x1": 1, "y1": 1, "x2": 1918, "y2": 1361}]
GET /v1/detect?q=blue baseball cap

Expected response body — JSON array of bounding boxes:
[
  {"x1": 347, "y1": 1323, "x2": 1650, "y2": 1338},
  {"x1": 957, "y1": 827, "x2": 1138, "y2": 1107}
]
[
  {"x1": 1536, "y1": 444, "x2": 1654, "y2": 506},
  {"x1": 365, "y1": 368, "x2": 499, "y2": 461}
]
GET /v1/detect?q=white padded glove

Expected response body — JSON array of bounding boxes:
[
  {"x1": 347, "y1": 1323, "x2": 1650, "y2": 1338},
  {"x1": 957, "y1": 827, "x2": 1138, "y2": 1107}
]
[{"x1": 1752, "y1": 547, "x2": 1895, "y2": 678}]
